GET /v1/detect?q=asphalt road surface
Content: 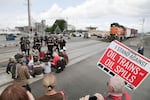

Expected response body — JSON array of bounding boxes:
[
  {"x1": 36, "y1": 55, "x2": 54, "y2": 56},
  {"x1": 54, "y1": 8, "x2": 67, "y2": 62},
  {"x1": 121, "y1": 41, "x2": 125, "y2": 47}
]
[
  {"x1": 0, "y1": 36, "x2": 150, "y2": 100},
  {"x1": 30, "y1": 36, "x2": 150, "y2": 100}
]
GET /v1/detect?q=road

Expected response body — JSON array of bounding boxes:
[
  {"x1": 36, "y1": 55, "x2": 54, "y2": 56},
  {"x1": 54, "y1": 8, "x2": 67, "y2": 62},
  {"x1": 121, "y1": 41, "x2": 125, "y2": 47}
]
[
  {"x1": 30, "y1": 36, "x2": 150, "y2": 100},
  {"x1": 0, "y1": 37, "x2": 109, "y2": 88},
  {"x1": 0, "y1": 36, "x2": 150, "y2": 100}
]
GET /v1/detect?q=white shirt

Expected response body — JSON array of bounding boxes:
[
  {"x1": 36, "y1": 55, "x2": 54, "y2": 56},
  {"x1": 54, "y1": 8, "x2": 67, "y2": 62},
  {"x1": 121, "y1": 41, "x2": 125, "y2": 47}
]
[{"x1": 41, "y1": 62, "x2": 51, "y2": 74}]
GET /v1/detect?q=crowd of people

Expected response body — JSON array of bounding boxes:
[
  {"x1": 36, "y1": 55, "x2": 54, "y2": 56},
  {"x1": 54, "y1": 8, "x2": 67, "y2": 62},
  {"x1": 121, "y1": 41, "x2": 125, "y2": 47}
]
[
  {"x1": 19, "y1": 33, "x2": 66, "y2": 57},
  {"x1": 0, "y1": 33, "x2": 132, "y2": 100},
  {"x1": 4, "y1": 33, "x2": 69, "y2": 93},
  {"x1": 18, "y1": 33, "x2": 68, "y2": 73},
  {"x1": 0, "y1": 74, "x2": 130, "y2": 100}
]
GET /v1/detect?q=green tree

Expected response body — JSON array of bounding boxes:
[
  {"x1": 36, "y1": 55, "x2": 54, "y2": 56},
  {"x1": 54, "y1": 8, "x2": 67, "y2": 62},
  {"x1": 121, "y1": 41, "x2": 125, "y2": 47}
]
[
  {"x1": 44, "y1": 19, "x2": 67, "y2": 33},
  {"x1": 52, "y1": 19, "x2": 67, "y2": 33}
]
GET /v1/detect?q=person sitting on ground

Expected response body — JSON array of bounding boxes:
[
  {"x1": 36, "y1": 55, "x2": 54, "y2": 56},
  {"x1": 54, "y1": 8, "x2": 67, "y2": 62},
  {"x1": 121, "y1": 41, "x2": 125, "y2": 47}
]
[
  {"x1": 59, "y1": 48, "x2": 69, "y2": 65},
  {"x1": 32, "y1": 47, "x2": 39, "y2": 62},
  {"x1": 41, "y1": 57, "x2": 51, "y2": 74},
  {"x1": 22, "y1": 51, "x2": 29, "y2": 65},
  {"x1": 0, "y1": 84, "x2": 35, "y2": 100},
  {"x1": 104, "y1": 76, "x2": 130, "y2": 100},
  {"x1": 30, "y1": 61, "x2": 43, "y2": 78},
  {"x1": 52, "y1": 52, "x2": 66, "y2": 73},
  {"x1": 51, "y1": 52, "x2": 60, "y2": 67},
  {"x1": 80, "y1": 93, "x2": 104, "y2": 100},
  {"x1": 36, "y1": 74, "x2": 65, "y2": 100},
  {"x1": 39, "y1": 48, "x2": 46, "y2": 61}
]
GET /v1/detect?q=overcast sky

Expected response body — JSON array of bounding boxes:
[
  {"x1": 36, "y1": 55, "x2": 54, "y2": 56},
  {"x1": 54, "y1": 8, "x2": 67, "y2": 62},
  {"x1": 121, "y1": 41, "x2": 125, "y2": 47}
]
[{"x1": 0, "y1": 0, "x2": 150, "y2": 32}]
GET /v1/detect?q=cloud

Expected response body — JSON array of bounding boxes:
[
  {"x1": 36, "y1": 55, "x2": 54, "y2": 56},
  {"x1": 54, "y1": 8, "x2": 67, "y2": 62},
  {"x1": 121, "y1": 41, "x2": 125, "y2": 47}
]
[
  {"x1": 0, "y1": 0, "x2": 150, "y2": 32},
  {"x1": 38, "y1": 4, "x2": 63, "y2": 19},
  {"x1": 60, "y1": 0, "x2": 150, "y2": 18}
]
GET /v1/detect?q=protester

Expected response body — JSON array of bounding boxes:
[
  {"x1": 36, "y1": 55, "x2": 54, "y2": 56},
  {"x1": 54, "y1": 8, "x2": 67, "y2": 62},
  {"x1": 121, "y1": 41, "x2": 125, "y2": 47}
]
[
  {"x1": 59, "y1": 47, "x2": 69, "y2": 65},
  {"x1": 25, "y1": 36, "x2": 31, "y2": 56},
  {"x1": 30, "y1": 61, "x2": 43, "y2": 78},
  {"x1": 52, "y1": 52, "x2": 60, "y2": 67},
  {"x1": 79, "y1": 76, "x2": 130, "y2": 100},
  {"x1": 13, "y1": 53, "x2": 31, "y2": 92},
  {"x1": 19, "y1": 37, "x2": 31, "y2": 56},
  {"x1": 22, "y1": 51, "x2": 29, "y2": 65},
  {"x1": 20, "y1": 37, "x2": 26, "y2": 53},
  {"x1": 28, "y1": 54, "x2": 34, "y2": 75},
  {"x1": 39, "y1": 48, "x2": 46, "y2": 61},
  {"x1": 32, "y1": 47, "x2": 39, "y2": 62},
  {"x1": 36, "y1": 74, "x2": 65, "y2": 100},
  {"x1": 80, "y1": 93, "x2": 104, "y2": 100},
  {"x1": 54, "y1": 37, "x2": 60, "y2": 53},
  {"x1": 137, "y1": 42, "x2": 144, "y2": 55},
  {"x1": 52, "y1": 52, "x2": 63, "y2": 73},
  {"x1": 0, "y1": 84, "x2": 35, "y2": 100},
  {"x1": 35, "y1": 37, "x2": 42, "y2": 52},
  {"x1": 41, "y1": 57, "x2": 51, "y2": 74},
  {"x1": 6, "y1": 57, "x2": 16, "y2": 74},
  {"x1": 59, "y1": 36, "x2": 66, "y2": 50},
  {"x1": 47, "y1": 36, "x2": 54, "y2": 57},
  {"x1": 104, "y1": 76, "x2": 130, "y2": 100}
]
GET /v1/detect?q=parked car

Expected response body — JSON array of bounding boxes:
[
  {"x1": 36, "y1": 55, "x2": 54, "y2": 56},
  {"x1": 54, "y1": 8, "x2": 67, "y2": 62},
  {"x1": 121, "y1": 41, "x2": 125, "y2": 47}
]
[
  {"x1": 72, "y1": 32, "x2": 83, "y2": 37},
  {"x1": 6, "y1": 34, "x2": 16, "y2": 41}
]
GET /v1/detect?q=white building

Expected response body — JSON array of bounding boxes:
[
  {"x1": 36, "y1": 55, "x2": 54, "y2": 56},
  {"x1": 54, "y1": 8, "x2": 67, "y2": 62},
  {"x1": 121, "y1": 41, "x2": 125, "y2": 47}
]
[{"x1": 0, "y1": 28, "x2": 21, "y2": 35}]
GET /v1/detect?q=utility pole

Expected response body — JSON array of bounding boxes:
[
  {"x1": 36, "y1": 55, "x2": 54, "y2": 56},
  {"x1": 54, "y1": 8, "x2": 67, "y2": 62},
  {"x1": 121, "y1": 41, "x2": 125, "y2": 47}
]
[
  {"x1": 142, "y1": 18, "x2": 145, "y2": 34},
  {"x1": 27, "y1": 0, "x2": 31, "y2": 34},
  {"x1": 141, "y1": 18, "x2": 145, "y2": 40}
]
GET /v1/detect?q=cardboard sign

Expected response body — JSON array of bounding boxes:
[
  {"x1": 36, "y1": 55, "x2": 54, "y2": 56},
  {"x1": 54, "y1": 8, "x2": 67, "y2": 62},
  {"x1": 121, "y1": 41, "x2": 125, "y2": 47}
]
[{"x1": 97, "y1": 40, "x2": 150, "y2": 90}]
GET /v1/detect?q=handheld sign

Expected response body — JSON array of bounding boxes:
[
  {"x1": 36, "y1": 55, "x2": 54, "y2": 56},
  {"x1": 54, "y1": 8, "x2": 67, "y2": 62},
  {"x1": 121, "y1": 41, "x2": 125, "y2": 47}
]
[{"x1": 97, "y1": 40, "x2": 150, "y2": 90}]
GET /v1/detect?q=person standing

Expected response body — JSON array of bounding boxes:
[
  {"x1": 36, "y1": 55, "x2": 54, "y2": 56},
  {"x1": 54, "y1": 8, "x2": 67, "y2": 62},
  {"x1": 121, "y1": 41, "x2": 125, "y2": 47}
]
[
  {"x1": 47, "y1": 37, "x2": 54, "y2": 57},
  {"x1": 54, "y1": 37, "x2": 60, "y2": 53},
  {"x1": 137, "y1": 42, "x2": 144, "y2": 55},
  {"x1": 0, "y1": 84, "x2": 35, "y2": 100},
  {"x1": 104, "y1": 76, "x2": 130, "y2": 100},
  {"x1": 13, "y1": 53, "x2": 31, "y2": 92},
  {"x1": 35, "y1": 37, "x2": 42, "y2": 52},
  {"x1": 6, "y1": 57, "x2": 16, "y2": 75},
  {"x1": 25, "y1": 37, "x2": 31, "y2": 56},
  {"x1": 36, "y1": 74, "x2": 65, "y2": 100},
  {"x1": 59, "y1": 36, "x2": 66, "y2": 50},
  {"x1": 20, "y1": 37, "x2": 26, "y2": 53}
]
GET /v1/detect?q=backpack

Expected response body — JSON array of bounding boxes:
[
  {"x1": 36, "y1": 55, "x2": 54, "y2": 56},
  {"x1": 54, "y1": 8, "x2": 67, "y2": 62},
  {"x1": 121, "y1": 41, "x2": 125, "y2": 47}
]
[{"x1": 10, "y1": 63, "x2": 17, "y2": 79}]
